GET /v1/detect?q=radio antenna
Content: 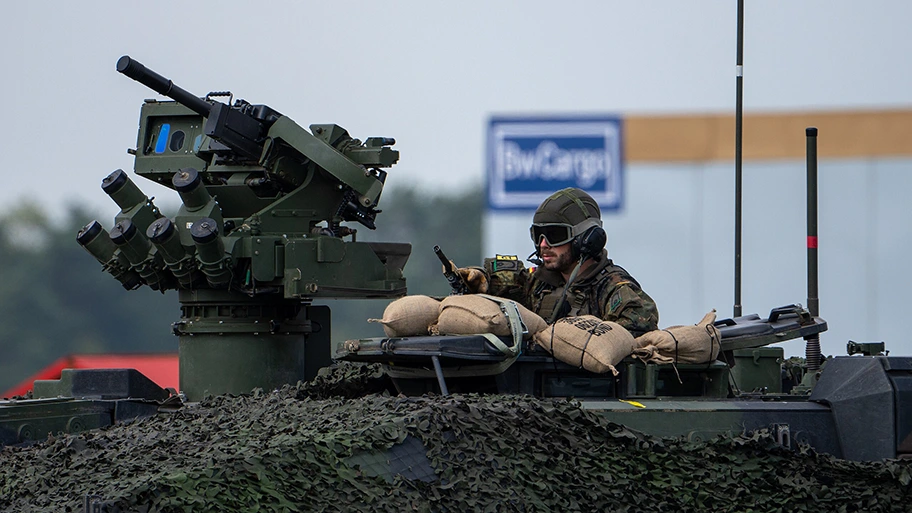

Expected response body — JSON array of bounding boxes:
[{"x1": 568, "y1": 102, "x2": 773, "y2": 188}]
[{"x1": 733, "y1": 0, "x2": 745, "y2": 317}]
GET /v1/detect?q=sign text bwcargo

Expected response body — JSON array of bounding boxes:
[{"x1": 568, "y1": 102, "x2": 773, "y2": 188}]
[{"x1": 487, "y1": 116, "x2": 623, "y2": 211}]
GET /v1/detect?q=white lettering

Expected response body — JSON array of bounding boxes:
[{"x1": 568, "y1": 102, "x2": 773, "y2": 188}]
[{"x1": 499, "y1": 140, "x2": 609, "y2": 188}]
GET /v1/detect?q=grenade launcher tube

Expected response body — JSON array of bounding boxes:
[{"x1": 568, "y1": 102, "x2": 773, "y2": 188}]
[{"x1": 191, "y1": 218, "x2": 232, "y2": 288}]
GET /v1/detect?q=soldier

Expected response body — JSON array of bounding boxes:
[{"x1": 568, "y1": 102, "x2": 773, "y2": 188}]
[{"x1": 451, "y1": 187, "x2": 659, "y2": 337}]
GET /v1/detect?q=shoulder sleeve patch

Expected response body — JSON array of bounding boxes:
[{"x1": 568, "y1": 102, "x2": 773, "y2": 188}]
[
  {"x1": 609, "y1": 291, "x2": 622, "y2": 311},
  {"x1": 490, "y1": 255, "x2": 522, "y2": 273}
]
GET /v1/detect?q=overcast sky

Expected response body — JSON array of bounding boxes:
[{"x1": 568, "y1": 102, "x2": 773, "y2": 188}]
[{"x1": 2, "y1": 1, "x2": 909, "y2": 220}]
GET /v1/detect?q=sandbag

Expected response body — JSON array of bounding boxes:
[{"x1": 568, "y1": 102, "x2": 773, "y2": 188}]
[
  {"x1": 436, "y1": 295, "x2": 547, "y2": 339},
  {"x1": 532, "y1": 315, "x2": 636, "y2": 376},
  {"x1": 632, "y1": 310, "x2": 721, "y2": 364},
  {"x1": 368, "y1": 295, "x2": 441, "y2": 337}
]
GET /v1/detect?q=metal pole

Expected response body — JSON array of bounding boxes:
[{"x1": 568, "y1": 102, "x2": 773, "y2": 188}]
[
  {"x1": 805, "y1": 127, "x2": 821, "y2": 372},
  {"x1": 734, "y1": 0, "x2": 744, "y2": 317},
  {"x1": 431, "y1": 355, "x2": 449, "y2": 396}
]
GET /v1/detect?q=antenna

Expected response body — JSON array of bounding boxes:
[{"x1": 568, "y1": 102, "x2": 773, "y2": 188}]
[
  {"x1": 805, "y1": 127, "x2": 822, "y2": 373},
  {"x1": 733, "y1": 0, "x2": 744, "y2": 317}
]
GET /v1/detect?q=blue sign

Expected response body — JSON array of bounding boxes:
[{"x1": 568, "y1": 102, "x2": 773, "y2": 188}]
[{"x1": 486, "y1": 116, "x2": 623, "y2": 211}]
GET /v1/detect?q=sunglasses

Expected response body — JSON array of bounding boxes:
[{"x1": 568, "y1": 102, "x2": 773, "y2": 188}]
[{"x1": 530, "y1": 223, "x2": 574, "y2": 247}]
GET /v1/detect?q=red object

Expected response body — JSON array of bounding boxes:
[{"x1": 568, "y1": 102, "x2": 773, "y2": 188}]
[
  {"x1": 2, "y1": 354, "x2": 179, "y2": 398},
  {"x1": 807, "y1": 236, "x2": 818, "y2": 249}
]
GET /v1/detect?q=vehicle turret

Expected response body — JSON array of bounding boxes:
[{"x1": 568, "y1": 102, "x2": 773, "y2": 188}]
[{"x1": 77, "y1": 56, "x2": 410, "y2": 400}]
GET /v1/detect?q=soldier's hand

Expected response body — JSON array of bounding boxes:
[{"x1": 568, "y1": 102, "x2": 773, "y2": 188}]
[
  {"x1": 441, "y1": 262, "x2": 489, "y2": 294},
  {"x1": 457, "y1": 267, "x2": 489, "y2": 294}
]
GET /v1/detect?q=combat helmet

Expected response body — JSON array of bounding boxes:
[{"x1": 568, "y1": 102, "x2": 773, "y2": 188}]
[{"x1": 530, "y1": 188, "x2": 606, "y2": 259}]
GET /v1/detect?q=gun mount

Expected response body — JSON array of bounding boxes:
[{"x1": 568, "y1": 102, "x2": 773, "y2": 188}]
[{"x1": 77, "y1": 56, "x2": 410, "y2": 400}]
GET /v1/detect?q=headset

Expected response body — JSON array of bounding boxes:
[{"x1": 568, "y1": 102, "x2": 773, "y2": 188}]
[
  {"x1": 571, "y1": 225, "x2": 607, "y2": 261},
  {"x1": 562, "y1": 191, "x2": 607, "y2": 261}
]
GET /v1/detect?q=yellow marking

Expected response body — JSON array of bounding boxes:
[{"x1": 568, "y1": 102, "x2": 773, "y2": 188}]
[
  {"x1": 619, "y1": 399, "x2": 646, "y2": 408},
  {"x1": 496, "y1": 255, "x2": 518, "y2": 260}
]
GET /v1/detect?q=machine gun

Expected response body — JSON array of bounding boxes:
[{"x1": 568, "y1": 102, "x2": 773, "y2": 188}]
[
  {"x1": 114, "y1": 55, "x2": 395, "y2": 231},
  {"x1": 117, "y1": 56, "x2": 276, "y2": 164},
  {"x1": 77, "y1": 56, "x2": 411, "y2": 400}
]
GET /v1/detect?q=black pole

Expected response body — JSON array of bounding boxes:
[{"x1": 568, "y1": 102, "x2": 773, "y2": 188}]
[
  {"x1": 805, "y1": 127, "x2": 821, "y2": 372},
  {"x1": 734, "y1": 0, "x2": 744, "y2": 317}
]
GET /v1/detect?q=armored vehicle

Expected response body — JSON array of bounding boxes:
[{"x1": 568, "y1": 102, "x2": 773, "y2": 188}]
[{"x1": 1, "y1": 53, "x2": 910, "y2": 468}]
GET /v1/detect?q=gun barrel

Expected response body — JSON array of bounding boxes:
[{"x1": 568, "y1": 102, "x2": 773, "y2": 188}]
[
  {"x1": 433, "y1": 245, "x2": 451, "y2": 270},
  {"x1": 434, "y1": 245, "x2": 469, "y2": 294},
  {"x1": 117, "y1": 56, "x2": 213, "y2": 118}
]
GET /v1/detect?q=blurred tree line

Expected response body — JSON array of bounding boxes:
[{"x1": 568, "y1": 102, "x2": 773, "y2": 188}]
[{"x1": 0, "y1": 186, "x2": 483, "y2": 394}]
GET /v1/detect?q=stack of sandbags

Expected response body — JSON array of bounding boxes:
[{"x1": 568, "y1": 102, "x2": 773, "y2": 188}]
[
  {"x1": 435, "y1": 295, "x2": 547, "y2": 339},
  {"x1": 632, "y1": 310, "x2": 721, "y2": 365},
  {"x1": 532, "y1": 316, "x2": 636, "y2": 376},
  {"x1": 368, "y1": 294, "x2": 549, "y2": 340},
  {"x1": 368, "y1": 295, "x2": 441, "y2": 337}
]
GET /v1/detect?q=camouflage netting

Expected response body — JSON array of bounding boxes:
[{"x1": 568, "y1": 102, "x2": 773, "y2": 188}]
[{"x1": 1, "y1": 362, "x2": 911, "y2": 513}]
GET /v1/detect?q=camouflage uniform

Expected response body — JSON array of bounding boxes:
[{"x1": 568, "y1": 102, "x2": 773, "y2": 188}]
[{"x1": 483, "y1": 251, "x2": 659, "y2": 337}]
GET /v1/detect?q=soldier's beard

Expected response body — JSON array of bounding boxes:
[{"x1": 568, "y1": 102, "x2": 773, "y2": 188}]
[{"x1": 541, "y1": 249, "x2": 574, "y2": 274}]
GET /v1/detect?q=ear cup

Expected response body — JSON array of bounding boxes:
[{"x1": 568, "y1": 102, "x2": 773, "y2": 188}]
[{"x1": 572, "y1": 226, "x2": 607, "y2": 260}]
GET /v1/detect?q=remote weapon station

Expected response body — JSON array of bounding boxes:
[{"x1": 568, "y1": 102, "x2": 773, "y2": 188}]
[{"x1": 76, "y1": 56, "x2": 409, "y2": 402}]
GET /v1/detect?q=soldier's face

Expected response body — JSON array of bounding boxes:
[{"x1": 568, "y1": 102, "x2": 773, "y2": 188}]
[{"x1": 539, "y1": 238, "x2": 574, "y2": 273}]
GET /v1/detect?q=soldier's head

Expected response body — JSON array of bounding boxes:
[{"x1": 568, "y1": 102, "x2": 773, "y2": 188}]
[{"x1": 530, "y1": 188, "x2": 606, "y2": 271}]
